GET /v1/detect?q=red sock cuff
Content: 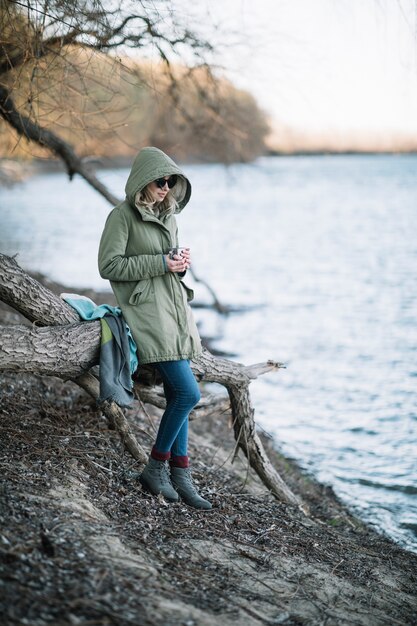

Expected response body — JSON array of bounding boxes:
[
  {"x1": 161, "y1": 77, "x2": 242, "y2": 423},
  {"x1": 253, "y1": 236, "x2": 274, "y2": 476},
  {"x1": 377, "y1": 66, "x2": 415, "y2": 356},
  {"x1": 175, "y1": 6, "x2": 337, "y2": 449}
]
[
  {"x1": 170, "y1": 455, "x2": 189, "y2": 468},
  {"x1": 151, "y1": 446, "x2": 171, "y2": 462}
]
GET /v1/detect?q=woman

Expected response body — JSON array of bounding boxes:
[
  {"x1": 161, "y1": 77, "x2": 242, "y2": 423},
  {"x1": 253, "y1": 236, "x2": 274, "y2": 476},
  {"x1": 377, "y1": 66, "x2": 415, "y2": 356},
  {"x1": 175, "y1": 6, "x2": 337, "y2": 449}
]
[{"x1": 98, "y1": 146, "x2": 211, "y2": 510}]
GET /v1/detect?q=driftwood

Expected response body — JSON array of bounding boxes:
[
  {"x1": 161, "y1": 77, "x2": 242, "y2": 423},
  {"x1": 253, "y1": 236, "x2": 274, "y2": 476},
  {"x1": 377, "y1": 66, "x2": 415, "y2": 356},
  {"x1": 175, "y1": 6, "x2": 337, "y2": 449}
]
[
  {"x1": 0, "y1": 253, "x2": 302, "y2": 508},
  {"x1": 0, "y1": 253, "x2": 147, "y2": 463}
]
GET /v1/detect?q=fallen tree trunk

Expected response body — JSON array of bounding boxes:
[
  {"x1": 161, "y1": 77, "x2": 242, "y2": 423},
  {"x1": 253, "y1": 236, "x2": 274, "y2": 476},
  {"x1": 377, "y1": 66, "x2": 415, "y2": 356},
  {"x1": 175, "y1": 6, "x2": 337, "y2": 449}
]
[
  {"x1": 0, "y1": 253, "x2": 147, "y2": 463},
  {"x1": 0, "y1": 322, "x2": 100, "y2": 376},
  {"x1": 0, "y1": 253, "x2": 302, "y2": 508},
  {"x1": 189, "y1": 352, "x2": 303, "y2": 507}
]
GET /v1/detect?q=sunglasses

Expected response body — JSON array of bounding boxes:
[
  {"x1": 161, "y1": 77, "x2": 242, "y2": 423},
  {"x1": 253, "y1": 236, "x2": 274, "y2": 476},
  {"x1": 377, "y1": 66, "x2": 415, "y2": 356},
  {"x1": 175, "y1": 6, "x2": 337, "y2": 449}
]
[{"x1": 154, "y1": 175, "x2": 178, "y2": 189}]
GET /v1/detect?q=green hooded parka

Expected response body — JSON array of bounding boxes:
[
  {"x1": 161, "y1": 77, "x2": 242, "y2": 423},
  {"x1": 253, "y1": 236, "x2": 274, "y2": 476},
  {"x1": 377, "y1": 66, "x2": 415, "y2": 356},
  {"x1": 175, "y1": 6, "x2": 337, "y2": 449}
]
[{"x1": 98, "y1": 147, "x2": 202, "y2": 365}]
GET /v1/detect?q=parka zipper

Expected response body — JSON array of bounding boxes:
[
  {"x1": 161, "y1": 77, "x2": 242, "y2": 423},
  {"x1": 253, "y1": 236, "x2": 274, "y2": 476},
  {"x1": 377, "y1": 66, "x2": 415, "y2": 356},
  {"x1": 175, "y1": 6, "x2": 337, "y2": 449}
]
[{"x1": 158, "y1": 220, "x2": 186, "y2": 331}]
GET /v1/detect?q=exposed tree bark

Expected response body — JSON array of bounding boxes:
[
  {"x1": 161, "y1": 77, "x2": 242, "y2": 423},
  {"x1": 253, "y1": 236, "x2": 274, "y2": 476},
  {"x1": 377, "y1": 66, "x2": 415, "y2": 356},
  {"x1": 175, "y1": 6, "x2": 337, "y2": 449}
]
[
  {"x1": 0, "y1": 253, "x2": 147, "y2": 463},
  {"x1": 0, "y1": 253, "x2": 302, "y2": 508},
  {"x1": 189, "y1": 352, "x2": 302, "y2": 508},
  {"x1": 0, "y1": 253, "x2": 79, "y2": 326},
  {"x1": 0, "y1": 321, "x2": 99, "y2": 376},
  {"x1": 76, "y1": 371, "x2": 147, "y2": 464}
]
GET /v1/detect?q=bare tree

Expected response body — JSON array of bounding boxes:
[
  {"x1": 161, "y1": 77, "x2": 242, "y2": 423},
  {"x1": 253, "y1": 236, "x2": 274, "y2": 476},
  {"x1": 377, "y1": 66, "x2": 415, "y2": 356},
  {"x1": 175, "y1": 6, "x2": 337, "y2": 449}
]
[
  {"x1": 0, "y1": 0, "x2": 221, "y2": 194},
  {"x1": 1, "y1": 1, "x2": 268, "y2": 180}
]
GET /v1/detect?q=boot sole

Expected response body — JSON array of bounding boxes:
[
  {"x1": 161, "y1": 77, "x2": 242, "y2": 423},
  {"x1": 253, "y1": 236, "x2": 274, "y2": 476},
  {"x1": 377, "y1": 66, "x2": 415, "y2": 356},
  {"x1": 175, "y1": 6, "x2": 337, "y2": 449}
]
[
  {"x1": 174, "y1": 489, "x2": 212, "y2": 510},
  {"x1": 139, "y1": 475, "x2": 179, "y2": 502}
]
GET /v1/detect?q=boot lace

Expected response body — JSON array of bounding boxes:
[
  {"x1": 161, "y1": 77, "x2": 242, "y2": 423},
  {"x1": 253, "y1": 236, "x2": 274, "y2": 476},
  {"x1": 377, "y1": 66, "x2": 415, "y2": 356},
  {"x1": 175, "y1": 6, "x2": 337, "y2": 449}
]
[
  {"x1": 155, "y1": 462, "x2": 170, "y2": 478},
  {"x1": 182, "y1": 469, "x2": 199, "y2": 494}
]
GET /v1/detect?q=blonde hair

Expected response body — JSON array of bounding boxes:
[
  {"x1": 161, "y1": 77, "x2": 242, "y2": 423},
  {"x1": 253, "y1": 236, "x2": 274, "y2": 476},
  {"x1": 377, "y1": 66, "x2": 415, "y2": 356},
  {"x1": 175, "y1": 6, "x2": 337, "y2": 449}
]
[{"x1": 135, "y1": 184, "x2": 178, "y2": 218}]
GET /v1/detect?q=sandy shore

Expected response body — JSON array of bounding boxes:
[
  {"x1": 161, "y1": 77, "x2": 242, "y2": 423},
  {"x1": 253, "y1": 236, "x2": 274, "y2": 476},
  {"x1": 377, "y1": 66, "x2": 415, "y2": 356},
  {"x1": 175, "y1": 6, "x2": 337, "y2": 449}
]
[{"x1": 0, "y1": 280, "x2": 416, "y2": 626}]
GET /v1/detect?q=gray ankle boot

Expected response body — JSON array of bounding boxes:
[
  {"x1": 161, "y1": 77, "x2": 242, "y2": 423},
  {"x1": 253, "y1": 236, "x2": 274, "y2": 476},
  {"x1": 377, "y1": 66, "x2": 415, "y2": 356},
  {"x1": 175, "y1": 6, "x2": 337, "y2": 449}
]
[
  {"x1": 139, "y1": 458, "x2": 179, "y2": 502},
  {"x1": 170, "y1": 467, "x2": 212, "y2": 510}
]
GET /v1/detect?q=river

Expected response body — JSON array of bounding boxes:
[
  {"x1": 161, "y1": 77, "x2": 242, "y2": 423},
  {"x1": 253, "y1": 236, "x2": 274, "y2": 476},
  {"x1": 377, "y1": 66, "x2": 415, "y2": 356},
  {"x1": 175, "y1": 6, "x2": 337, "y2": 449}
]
[{"x1": 1, "y1": 154, "x2": 416, "y2": 553}]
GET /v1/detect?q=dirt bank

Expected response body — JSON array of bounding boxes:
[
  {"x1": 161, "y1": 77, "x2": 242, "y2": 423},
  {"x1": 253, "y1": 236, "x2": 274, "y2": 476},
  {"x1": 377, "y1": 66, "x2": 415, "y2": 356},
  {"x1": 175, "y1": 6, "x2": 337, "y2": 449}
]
[
  {"x1": 0, "y1": 367, "x2": 416, "y2": 626},
  {"x1": 0, "y1": 275, "x2": 416, "y2": 626}
]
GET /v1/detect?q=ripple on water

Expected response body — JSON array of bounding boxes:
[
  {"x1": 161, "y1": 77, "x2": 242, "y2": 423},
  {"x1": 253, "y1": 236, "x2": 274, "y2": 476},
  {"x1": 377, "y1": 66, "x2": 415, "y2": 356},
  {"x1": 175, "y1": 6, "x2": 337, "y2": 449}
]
[
  {"x1": 355, "y1": 478, "x2": 417, "y2": 496},
  {"x1": 347, "y1": 427, "x2": 378, "y2": 435}
]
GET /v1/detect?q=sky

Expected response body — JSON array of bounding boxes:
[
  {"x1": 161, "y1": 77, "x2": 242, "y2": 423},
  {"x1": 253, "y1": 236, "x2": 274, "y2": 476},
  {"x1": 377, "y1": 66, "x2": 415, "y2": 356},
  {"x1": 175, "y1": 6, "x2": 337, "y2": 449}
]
[{"x1": 172, "y1": 0, "x2": 417, "y2": 135}]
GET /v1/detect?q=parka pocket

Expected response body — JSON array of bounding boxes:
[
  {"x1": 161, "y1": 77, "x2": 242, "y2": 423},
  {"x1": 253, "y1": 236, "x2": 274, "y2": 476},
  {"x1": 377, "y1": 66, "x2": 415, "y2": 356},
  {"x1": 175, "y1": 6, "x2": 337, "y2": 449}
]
[
  {"x1": 129, "y1": 278, "x2": 155, "y2": 306},
  {"x1": 180, "y1": 280, "x2": 194, "y2": 303}
]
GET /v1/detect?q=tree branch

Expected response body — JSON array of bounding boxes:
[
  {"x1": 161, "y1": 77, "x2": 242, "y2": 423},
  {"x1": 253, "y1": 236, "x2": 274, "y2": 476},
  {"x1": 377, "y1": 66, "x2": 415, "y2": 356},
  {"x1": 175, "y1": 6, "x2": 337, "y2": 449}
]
[{"x1": 0, "y1": 84, "x2": 120, "y2": 205}]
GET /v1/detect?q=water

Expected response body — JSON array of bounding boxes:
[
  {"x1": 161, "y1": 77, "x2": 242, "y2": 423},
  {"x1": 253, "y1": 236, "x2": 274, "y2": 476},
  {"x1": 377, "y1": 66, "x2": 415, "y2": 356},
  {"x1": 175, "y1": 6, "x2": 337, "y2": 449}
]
[{"x1": 1, "y1": 154, "x2": 416, "y2": 553}]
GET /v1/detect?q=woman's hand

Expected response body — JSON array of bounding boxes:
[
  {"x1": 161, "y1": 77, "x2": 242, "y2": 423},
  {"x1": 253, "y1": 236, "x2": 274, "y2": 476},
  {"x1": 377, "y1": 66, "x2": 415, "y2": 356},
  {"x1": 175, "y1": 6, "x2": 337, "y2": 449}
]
[{"x1": 165, "y1": 248, "x2": 191, "y2": 273}]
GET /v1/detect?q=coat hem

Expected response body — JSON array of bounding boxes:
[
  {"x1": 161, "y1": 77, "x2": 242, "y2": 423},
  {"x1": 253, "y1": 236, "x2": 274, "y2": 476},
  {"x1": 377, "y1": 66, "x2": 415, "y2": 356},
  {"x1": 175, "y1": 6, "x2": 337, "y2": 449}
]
[{"x1": 138, "y1": 350, "x2": 202, "y2": 366}]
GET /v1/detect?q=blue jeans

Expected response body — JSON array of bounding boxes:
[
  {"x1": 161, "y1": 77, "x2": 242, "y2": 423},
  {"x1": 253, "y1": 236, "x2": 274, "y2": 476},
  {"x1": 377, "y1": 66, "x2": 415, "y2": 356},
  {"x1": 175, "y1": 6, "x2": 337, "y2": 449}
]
[{"x1": 153, "y1": 360, "x2": 201, "y2": 458}]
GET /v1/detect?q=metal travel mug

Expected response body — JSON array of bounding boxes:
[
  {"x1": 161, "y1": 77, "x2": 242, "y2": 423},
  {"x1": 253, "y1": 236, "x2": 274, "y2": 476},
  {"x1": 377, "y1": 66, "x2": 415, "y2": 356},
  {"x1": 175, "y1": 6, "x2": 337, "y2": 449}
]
[{"x1": 168, "y1": 247, "x2": 188, "y2": 259}]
